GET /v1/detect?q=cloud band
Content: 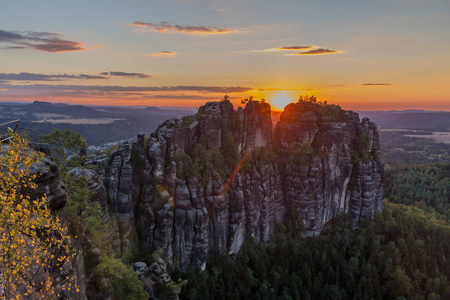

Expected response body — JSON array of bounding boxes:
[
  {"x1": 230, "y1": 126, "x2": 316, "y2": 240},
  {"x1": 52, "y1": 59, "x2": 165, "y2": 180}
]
[
  {"x1": 0, "y1": 30, "x2": 85, "y2": 52},
  {"x1": 129, "y1": 21, "x2": 231, "y2": 34}
]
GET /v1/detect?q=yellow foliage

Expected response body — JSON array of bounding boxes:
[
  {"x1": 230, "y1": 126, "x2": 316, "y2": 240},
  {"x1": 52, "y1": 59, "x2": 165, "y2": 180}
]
[{"x1": 0, "y1": 134, "x2": 74, "y2": 299}]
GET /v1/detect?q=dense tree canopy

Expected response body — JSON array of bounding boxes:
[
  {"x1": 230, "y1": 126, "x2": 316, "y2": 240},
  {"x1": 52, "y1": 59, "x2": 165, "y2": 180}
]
[
  {"x1": 175, "y1": 201, "x2": 450, "y2": 300},
  {"x1": 385, "y1": 163, "x2": 450, "y2": 221}
]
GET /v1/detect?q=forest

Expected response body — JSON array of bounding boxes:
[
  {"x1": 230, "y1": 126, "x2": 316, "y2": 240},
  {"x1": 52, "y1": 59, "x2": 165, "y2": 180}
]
[
  {"x1": 174, "y1": 135, "x2": 450, "y2": 299},
  {"x1": 385, "y1": 163, "x2": 449, "y2": 221},
  {"x1": 175, "y1": 200, "x2": 450, "y2": 300}
]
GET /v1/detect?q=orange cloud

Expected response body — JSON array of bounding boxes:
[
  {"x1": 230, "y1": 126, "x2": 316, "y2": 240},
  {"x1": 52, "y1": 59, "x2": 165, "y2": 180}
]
[
  {"x1": 252, "y1": 45, "x2": 341, "y2": 55},
  {"x1": 128, "y1": 21, "x2": 231, "y2": 34},
  {"x1": 152, "y1": 51, "x2": 177, "y2": 57}
]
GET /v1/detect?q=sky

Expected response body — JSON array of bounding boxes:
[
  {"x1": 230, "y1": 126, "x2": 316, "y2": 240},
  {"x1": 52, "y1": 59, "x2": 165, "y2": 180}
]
[{"x1": 1, "y1": 0, "x2": 449, "y2": 111}]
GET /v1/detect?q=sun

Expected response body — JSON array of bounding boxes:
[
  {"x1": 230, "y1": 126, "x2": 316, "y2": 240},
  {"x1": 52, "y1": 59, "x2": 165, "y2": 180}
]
[{"x1": 270, "y1": 94, "x2": 294, "y2": 110}]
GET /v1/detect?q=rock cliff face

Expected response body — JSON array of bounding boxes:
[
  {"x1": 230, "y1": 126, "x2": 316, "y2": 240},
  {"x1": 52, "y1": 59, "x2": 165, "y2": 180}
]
[
  {"x1": 101, "y1": 100, "x2": 384, "y2": 271},
  {"x1": 28, "y1": 144, "x2": 67, "y2": 210}
]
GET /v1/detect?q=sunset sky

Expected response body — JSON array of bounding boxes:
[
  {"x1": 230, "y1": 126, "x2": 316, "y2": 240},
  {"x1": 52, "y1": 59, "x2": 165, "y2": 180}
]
[{"x1": 1, "y1": 0, "x2": 449, "y2": 111}]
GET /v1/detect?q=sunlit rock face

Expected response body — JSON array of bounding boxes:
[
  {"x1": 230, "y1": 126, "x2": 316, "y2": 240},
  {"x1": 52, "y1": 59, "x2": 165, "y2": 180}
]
[
  {"x1": 100, "y1": 99, "x2": 384, "y2": 271},
  {"x1": 237, "y1": 100, "x2": 273, "y2": 152},
  {"x1": 275, "y1": 102, "x2": 383, "y2": 233}
]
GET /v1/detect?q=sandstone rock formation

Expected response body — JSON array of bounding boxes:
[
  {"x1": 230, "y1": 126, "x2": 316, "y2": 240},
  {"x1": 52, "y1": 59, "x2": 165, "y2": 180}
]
[
  {"x1": 99, "y1": 99, "x2": 384, "y2": 272},
  {"x1": 133, "y1": 259, "x2": 180, "y2": 300},
  {"x1": 28, "y1": 146, "x2": 67, "y2": 210}
]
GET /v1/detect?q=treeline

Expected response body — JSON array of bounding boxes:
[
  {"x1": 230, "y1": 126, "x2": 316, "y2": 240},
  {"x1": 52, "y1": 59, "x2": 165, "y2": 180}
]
[
  {"x1": 379, "y1": 131, "x2": 449, "y2": 168},
  {"x1": 385, "y1": 163, "x2": 450, "y2": 221},
  {"x1": 174, "y1": 201, "x2": 450, "y2": 300}
]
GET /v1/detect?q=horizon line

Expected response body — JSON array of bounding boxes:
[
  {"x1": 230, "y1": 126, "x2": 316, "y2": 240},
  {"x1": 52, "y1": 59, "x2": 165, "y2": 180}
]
[{"x1": 1, "y1": 100, "x2": 449, "y2": 112}]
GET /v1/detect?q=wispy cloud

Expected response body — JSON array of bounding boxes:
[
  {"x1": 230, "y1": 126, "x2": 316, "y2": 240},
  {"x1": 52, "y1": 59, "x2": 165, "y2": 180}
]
[
  {"x1": 257, "y1": 87, "x2": 309, "y2": 91},
  {"x1": 0, "y1": 71, "x2": 155, "y2": 82},
  {"x1": 0, "y1": 72, "x2": 105, "y2": 81},
  {"x1": 99, "y1": 71, "x2": 152, "y2": 78},
  {"x1": 278, "y1": 46, "x2": 313, "y2": 50},
  {"x1": 252, "y1": 45, "x2": 314, "y2": 52},
  {"x1": 257, "y1": 87, "x2": 329, "y2": 92},
  {"x1": 0, "y1": 30, "x2": 86, "y2": 52},
  {"x1": 0, "y1": 83, "x2": 252, "y2": 93},
  {"x1": 360, "y1": 83, "x2": 394, "y2": 86},
  {"x1": 152, "y1": 51, "x2": 177, "y2": 57},
  {"x1": 291, "y1": 48, "x2": 342, "y2": 55},
  {"x1": 128, "y1": 21, "x2": 231, "y2": 34},
  {"x1": 3, "y1": 46, "x2": 27, "y2": 50},
  {"x1": 144, "y1": 94, "x2": 212, "y2": 100},
  {"x1": 252, "y1": 45, "x2": 342, "y2": 56}
]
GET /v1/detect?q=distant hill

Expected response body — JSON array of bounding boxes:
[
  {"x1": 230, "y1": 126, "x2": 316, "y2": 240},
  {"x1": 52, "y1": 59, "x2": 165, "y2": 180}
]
[
  {"x1": 357, "y1": 110, "x2": 450, "y2": 131},
  {"x1": 20, "y1": 101, "x2": 106, "y2": 117},
  {"x1": 0, "y1": 101, "x2": 195, "y2": 145}
]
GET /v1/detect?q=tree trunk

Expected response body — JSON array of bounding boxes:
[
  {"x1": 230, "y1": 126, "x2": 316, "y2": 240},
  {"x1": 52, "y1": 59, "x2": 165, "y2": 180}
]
[{"x1": 0, "y1": 268, "x2": 4, "y2": 300}]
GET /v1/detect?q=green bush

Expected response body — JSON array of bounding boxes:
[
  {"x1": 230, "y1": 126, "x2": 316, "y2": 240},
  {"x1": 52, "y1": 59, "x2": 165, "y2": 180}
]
[
  {"x1": 95, "y1": 256, "x2": 149, "y2": 300},
  {"x1": 174, "y1": 134, "x2": 240, "y2": 185}
]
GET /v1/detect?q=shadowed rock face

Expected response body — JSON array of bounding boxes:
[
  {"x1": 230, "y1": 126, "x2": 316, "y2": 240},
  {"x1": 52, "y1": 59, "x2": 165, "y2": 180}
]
[
  {"x1": 29, "y1": 155, "x2": 67, "y2": 210},
  {"x1": 101, "y1": 99, "x2": 384, "y2": 271}
]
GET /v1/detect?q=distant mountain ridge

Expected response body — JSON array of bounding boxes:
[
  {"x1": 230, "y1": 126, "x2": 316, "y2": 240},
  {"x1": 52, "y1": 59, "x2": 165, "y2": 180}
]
[
  {"x1": 0, "y1": 101, "x2": 195, "y2": 145},
  {"x1": 21, "y1": 101, "x2": 106, "y2": 117},
  {"x1": 357, "y1": 110, "x2": 450, "y2": 131}
]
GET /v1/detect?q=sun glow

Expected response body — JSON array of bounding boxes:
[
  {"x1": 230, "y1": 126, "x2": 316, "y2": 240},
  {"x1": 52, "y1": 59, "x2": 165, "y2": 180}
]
[{"x1": 270, "y1": 94, "x2": 294, "y2": 110}]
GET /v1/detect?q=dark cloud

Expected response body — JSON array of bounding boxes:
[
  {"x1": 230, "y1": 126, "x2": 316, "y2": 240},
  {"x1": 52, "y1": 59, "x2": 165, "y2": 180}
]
[
  {"x1": 0, "y1": 72, "x2": 106, "y2": 81},
  {"x1": 361, "y1": 83, "x2": 394, "y2": 86},
  {"x1": 77, "y1": 74, "x2": 105, "y2": 79},
  {"x1": 278, "y1": 46, "x2": 313, "y2": 50},
  {"x1": 0, "y1": 30, "x2": 86, "y2": 52},
  {"x1": 100, "y1": 71, "x2": 152, "y2": 78},
  {"x1": 2, "y1": 46, "x2": 27, "y2": 49},
  {"x1": 129, "y1": 21, "x2": 231, "y2": 34},
  {"x1": 0, "y1": 72, "x2": 155, "y2": 82},
  {"x1": 293, "y1": 48, "x2": 341, "y2": 55},
  {"x1": 0, "y1": 83, "x2": 252, "y2": 93}
]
